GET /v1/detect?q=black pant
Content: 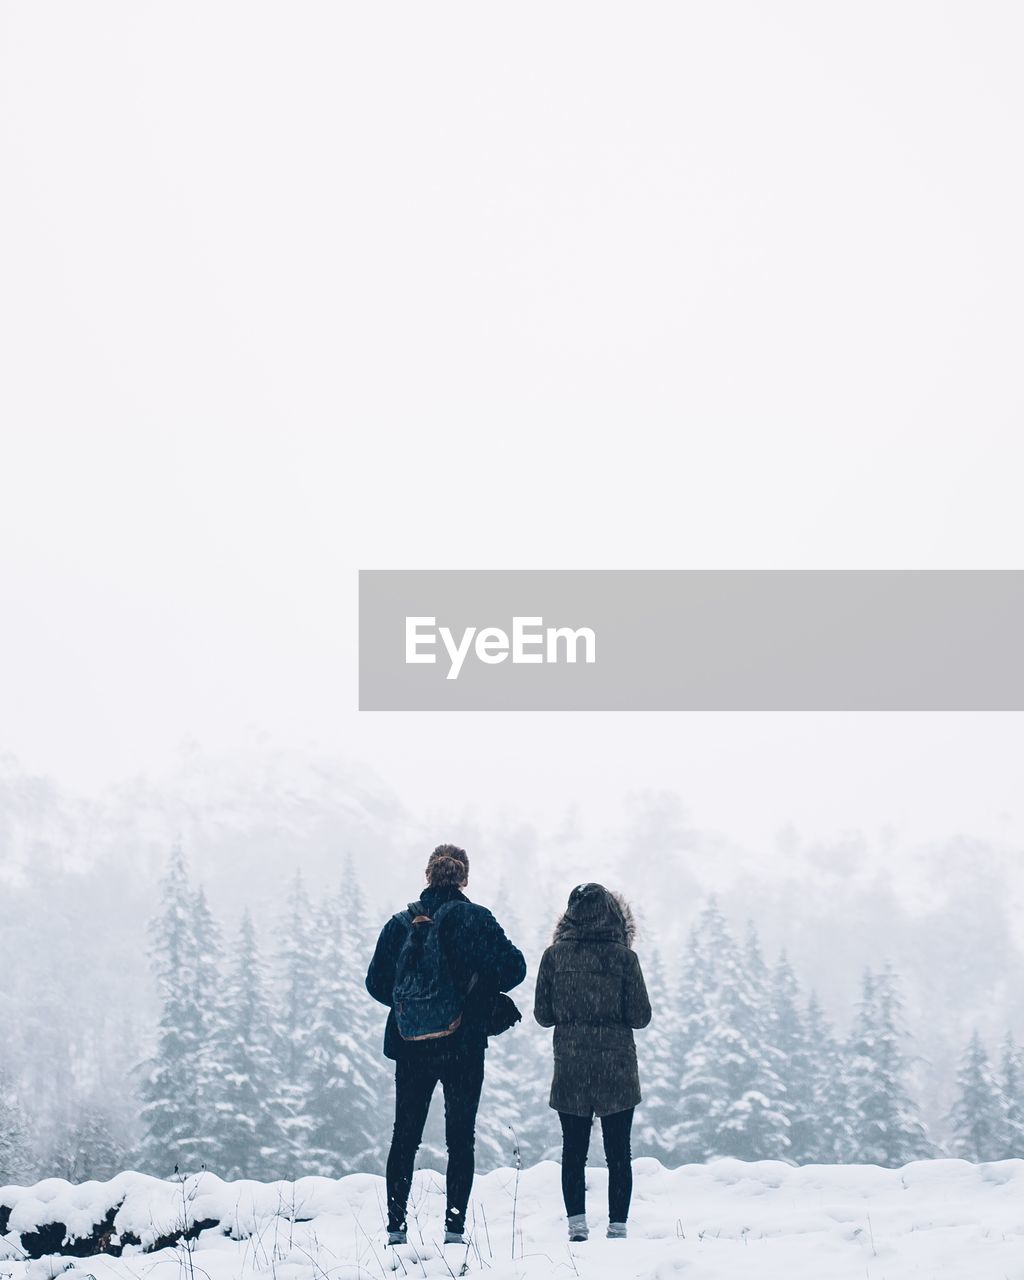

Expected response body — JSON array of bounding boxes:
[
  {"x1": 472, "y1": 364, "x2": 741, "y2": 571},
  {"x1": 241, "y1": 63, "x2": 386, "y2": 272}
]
[
  {"x1": 558, "y1": 1108, "x2": 635, "y2": 1223},
  {"x1": 386, "y1": 1050, "x2": 485, "y2": 1234}
]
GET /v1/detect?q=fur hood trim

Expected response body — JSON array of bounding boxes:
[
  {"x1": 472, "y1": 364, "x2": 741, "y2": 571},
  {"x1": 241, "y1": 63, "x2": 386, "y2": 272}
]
[{"x1": 553, "y1": 883, "x2": 637, "y2": 947}]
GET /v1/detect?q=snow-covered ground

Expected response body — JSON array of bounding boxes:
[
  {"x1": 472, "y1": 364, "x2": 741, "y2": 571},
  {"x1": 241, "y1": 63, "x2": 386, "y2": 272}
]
[{"x1": 3, "y1": 1159, "x2": 1023, "y2": 1280}]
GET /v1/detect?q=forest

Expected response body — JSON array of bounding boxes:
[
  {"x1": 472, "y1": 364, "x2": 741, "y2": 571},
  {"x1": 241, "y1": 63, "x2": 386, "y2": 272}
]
[{"x1": 3, "y1": 840, "x2": 1022, "y2": 1185}]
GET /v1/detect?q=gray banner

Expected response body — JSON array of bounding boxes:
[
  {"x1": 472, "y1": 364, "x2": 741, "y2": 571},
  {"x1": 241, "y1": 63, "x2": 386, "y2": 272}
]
[{"x1": 358, "y1": 570, "x2": 1024, "y2": 710}]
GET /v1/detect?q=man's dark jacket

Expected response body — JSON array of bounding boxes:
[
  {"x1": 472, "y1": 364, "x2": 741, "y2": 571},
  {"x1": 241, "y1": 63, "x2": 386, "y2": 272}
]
[
  {"x1": 365, "y1": 885, "x2": 527, "y2": 1060},
  {"x1": 534, "y1": 882, "x2": 652, "y2": 1117}
]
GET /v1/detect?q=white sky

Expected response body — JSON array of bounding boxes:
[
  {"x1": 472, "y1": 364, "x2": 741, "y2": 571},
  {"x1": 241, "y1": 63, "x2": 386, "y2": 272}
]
[{"x1": 2, "y1": 3, "x2": 1023, "y2": 854}]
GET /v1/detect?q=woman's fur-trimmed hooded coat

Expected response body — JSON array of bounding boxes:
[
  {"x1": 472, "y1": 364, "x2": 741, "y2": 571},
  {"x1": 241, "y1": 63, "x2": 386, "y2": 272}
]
[{"x1": 534, "y1": 883, "x2": 652, "y2": 1117}]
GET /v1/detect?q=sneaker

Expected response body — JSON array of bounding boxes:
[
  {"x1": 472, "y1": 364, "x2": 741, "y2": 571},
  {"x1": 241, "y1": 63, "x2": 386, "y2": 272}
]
[
  {"x1": 607, "y1": 1222, "x2": 628, "y2": 1239},
  {"x1": 387, "y1": 1230, "x2": 407, "y2": 1247}
]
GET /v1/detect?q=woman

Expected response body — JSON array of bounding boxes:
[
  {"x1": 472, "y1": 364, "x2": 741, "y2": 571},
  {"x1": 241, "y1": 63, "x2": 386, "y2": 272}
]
[{"x1": 534, "y1": 883, "x2": 652, "y2": 1242}]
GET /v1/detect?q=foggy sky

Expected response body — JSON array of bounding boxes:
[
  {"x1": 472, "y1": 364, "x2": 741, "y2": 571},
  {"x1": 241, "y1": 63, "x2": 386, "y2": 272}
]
[{"x1": 2, "y1": 4, "x2": 1024, "y2": 867}]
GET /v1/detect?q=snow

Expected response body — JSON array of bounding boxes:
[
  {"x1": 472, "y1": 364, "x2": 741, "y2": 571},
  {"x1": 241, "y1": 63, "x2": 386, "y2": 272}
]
[{"x1": 3, "y1": 1158, "x2": 1023, "y2": 1279}]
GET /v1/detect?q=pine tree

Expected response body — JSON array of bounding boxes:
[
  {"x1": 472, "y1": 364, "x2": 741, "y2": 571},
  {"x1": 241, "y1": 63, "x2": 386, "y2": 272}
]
[
  {"x1": 996, "y1": 1032, "x2": 1024, "y2": 1159},
  {"x1": 338, "y1": 874, "x2": 391, "y2": 1170},
  {"x1": 137, "y1": 845, "x2": 207, "y2": 1175},
  {"x1": 949, "y1": 1031, "x2": 1003, "y2": 1162},
  {"x1": 304, "y1": 890, "x2": 385, "y2": 1176},
  {"x1": 672, "y1": 898, "x2": 733, "y2": 1161},
  {"x1": 633, "y1": 945, "x2": 680, "y2": 1161},
  {"x1": 0, "y1": 1065, "x2": 34, "y2": 1184},
  {"x1": 60, "y1": 1105, "x2": 126, "y2": 1181},
  {"x1": 206, "y1": 910, "x2": 279, "y2": 1179},
  {"x1": 342, "y1": 854, "x2": 373, "y2": 958},
  {"x1": 674, "y1": 904, "x2": 788, "y2": 1162},
  {"x1": 712, "y1": 922, "x2": 789, "y2": 1161},
  {"x1": 477, "y1": 892, "x2": 555, "y2": 1171},
  {"x1": 847, "y1": 965, "x2": 932, "y2": 1167},
  {"x1": 186, "y1": 886, "x2": 225, "y2": 1171},
  {"x1": 804, "y1": 992, "x2": 857, "y2": 1163},
  {"x1": 771, "y1": 953, "x2": 813, "y2": 1163},
  {"x1": 269, "y1": 872, "x2": 318, "y2": 1177}
]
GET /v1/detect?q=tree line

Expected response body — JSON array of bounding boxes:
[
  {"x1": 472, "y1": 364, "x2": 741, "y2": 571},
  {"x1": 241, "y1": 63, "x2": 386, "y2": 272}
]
[{"x1": 2, "y1": 849, "x2": 1023, "y2": 1184}]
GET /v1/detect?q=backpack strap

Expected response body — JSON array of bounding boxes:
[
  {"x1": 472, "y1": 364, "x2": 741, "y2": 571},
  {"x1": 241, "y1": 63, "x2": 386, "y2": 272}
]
[
  {"x1": 392, "y1": 904, "x2": 418, "y2": 932},
  {"x1": 395, "y1": 899, "x2": 462, "y2": 929},
  {"x1": 391, "y1": 901, "x2": 440, "y2": 931}
]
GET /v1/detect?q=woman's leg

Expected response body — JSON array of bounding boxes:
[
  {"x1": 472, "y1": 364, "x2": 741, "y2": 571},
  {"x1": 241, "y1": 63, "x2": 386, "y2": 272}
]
[
  {"x1": 558, "y1": 1112, "x2": 593, "y2": 1220},
  {"x1": 600, "y1": 1108, "x2": 635, "y2": 1228}
]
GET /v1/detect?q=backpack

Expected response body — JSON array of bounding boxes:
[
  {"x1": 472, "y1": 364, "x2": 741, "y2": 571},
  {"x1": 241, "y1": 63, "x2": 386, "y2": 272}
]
[{"x1": 392, "y1": 900, "x2": 472, "y2": 1041}]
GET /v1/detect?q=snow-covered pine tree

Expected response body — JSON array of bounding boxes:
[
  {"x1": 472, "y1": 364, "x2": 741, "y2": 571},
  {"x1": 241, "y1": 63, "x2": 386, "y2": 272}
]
[
  {"x1": 0, "y1": 1065, "x2": 34, "y2": 1184},
  {"x1": 342, "y1": 853, "x2": 374, "y2": 956},
  {"x1": 847, "y1": 964, "x2": 932, "y2": 1167},
  {"x1": 771, "y1": 952, "x2": 814, "y2": 1163},
  {"x1": 997, "y1": 1031, "x2": 1024, "y2": 1158},
  {"x1": 304, "y1": 893, "x2": 351, "y2": 1176},
  {"x1": 269, "y1": 871, "x2": 318, "y2": 1177},
  {"x1": 672, "y1": 897, "x2": 733, "y2": 1161},
  {"x1": 59, "y1": 1105, "x2": 126, "y2": 1181},
  {"x1": 205, "y1": 909, "x2": 279, "y2": 1179},
  {"x1": 343, "y1": 855, "x2": 394, "y2": 1161},
  {"x1": 949, "y1": 1030, "x2": 1003, "y2": 1162},
  {"x1": 804, "y1": 991, "x2": 857, "y2": 1163},
  {"x1": 337, "y1": 869, "x2": 391, "y2": 1172},
  {"x1": 475, "y1": 890, "x2": 555, "y2": 1171},
  {"x1": 185, "y1": 885, "x2": 224, "y2": 1171},
  {"x1": 710, "y1": 921, "x2": 788, "y2": 1161},
  {"x1": 304, "y1": 887, "x2": 384, "y2": 1176},
  {"x1": 633, "y1": 944, "x2": 680, "y2": 1161},
  {"x1": 674, "y1": 904, "x2": 789, "y2": 1162},
  {"x1": 137, "y1": 844, "x2": 207, "y2": 1175}
]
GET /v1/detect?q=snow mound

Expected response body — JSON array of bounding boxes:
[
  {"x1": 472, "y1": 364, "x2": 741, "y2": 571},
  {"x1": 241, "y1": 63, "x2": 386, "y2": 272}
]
[{"x1": 3, "y1": 1158, "x2": 1023, "y2": 1279}]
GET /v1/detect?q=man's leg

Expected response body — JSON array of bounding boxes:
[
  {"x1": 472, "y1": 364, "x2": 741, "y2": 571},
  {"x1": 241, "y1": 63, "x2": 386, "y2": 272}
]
[
  {"x1": 600, "y1": 1107, "x2": 635, "y2": 1231},
  {"x1": 438, "y1": 1051, "x2": 485, "y2": 1237},
  {"x1": 386, "y1": 1057, "x2": 438, "y2": 1234},
  {"x1": 558, "y1": 1112, "x2": 593, "y2": 1226}
]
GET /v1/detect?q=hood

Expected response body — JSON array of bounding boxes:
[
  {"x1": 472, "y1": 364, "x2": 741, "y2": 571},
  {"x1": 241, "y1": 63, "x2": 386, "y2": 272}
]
[{"x1": 553, "y1": 883, "x2": 636, "y2": 946}]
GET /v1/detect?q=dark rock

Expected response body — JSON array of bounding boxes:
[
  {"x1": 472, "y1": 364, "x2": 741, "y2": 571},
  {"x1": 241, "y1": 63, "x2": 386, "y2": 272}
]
[
  {"x1": 145, "y1": 1218, "x2": 221, "y2": 1254},
  {"x1": 4, "y1": 1199, "x2": 225, "y2": 1260}
]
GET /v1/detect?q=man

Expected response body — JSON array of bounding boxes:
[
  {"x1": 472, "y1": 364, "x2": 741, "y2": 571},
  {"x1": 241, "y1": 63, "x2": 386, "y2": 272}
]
[{"x1": 365, "y1": 843, "x2": 526, "y2": 1247}]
